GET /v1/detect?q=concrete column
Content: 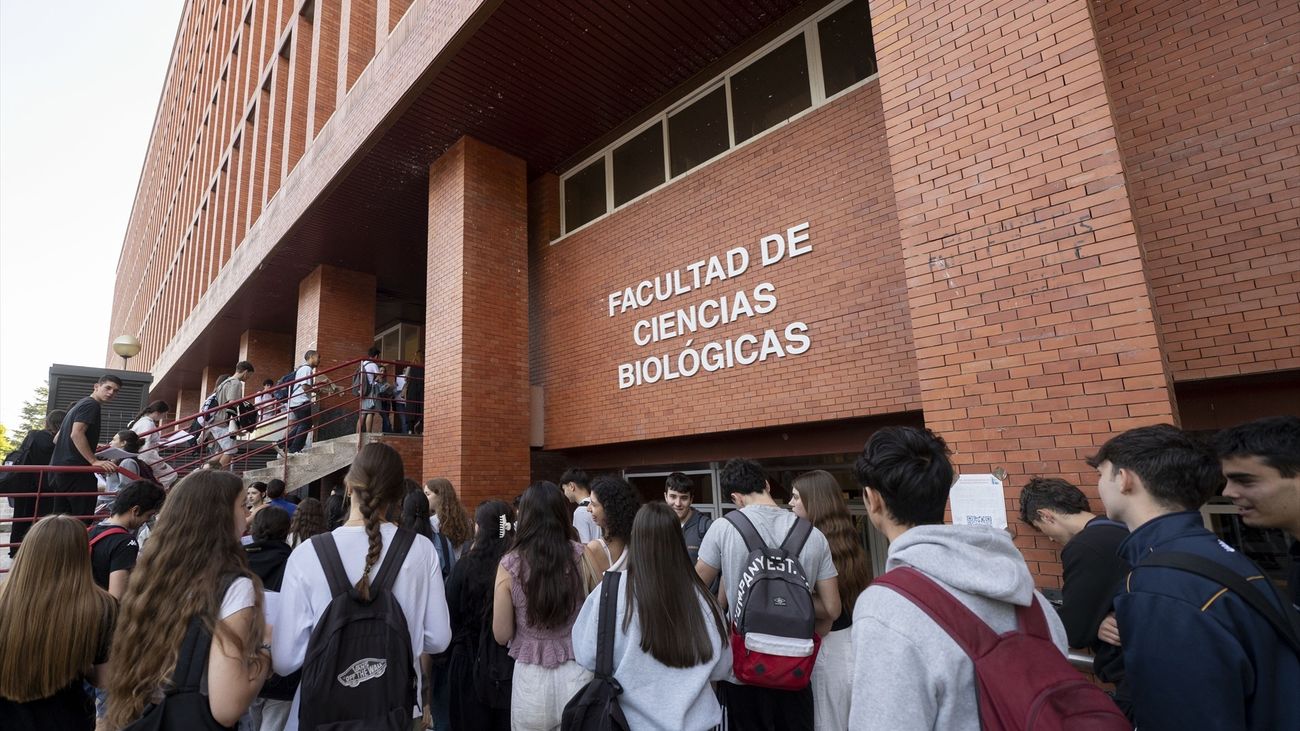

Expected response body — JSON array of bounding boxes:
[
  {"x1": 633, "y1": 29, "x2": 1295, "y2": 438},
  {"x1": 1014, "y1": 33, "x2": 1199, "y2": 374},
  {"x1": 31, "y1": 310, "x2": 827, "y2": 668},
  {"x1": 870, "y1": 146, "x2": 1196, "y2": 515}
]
[
  {"x1": 871, "y1": 0, "x2": 1176, "y2": 583},
  {"x1": 240, "y1": 329, "x2": 296, "y2": 385},
  {"x1": 424, "y1": 137, "x2": 530, "y2": 508}
]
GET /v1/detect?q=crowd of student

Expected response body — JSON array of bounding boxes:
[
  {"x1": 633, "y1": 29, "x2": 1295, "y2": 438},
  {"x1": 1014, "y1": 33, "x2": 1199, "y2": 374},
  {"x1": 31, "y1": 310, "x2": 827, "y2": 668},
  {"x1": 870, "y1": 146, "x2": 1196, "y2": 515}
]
[{"x1": 1, "y1": 403, "x2": 1297, "y2": 730}]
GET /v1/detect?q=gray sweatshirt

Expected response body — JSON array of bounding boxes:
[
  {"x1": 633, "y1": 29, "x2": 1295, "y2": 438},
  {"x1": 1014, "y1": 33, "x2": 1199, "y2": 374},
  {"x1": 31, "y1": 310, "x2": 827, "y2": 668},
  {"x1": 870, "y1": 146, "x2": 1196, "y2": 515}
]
[
  {"x1": 849, "y1": 525, "x2": 1068, "y2": 731},
  {"x1": 572, "y1": 573, "x2": 732, "y2": 731}
]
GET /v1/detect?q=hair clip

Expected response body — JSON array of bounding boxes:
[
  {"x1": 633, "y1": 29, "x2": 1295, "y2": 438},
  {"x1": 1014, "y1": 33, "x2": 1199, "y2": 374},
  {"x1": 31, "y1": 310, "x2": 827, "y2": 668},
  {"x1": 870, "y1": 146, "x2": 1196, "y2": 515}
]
[{"x1": 498, "y1": 514, "x2": 509, "y2": 539}]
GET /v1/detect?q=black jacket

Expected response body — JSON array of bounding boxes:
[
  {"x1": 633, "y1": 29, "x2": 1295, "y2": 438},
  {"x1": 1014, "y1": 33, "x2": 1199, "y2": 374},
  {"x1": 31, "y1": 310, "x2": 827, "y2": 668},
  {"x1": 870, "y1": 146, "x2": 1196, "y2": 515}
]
[
  {"x1": 1057, "y1": 516, "x2": 1128, "y2": 683},
  {"x1": 244, "y1": 540, "x2": 292, "y2": 592},
  {"x1": 1, "y1": 429, "x2": 56, "y2": 494}
]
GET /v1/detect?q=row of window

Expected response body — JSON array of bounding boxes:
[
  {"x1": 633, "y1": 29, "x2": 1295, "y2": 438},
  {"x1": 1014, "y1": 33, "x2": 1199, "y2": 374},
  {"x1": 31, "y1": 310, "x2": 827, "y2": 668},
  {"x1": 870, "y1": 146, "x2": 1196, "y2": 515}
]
[{"x1": 561, "y1": 0, "x2": 878, "y2": 236}]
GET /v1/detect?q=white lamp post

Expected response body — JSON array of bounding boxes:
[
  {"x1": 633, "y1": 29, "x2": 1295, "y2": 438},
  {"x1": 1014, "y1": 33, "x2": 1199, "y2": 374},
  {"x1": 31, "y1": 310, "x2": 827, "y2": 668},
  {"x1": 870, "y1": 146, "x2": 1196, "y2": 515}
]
[{"x1": 112, "y1": 334, "x2": 142, "y2": 370}]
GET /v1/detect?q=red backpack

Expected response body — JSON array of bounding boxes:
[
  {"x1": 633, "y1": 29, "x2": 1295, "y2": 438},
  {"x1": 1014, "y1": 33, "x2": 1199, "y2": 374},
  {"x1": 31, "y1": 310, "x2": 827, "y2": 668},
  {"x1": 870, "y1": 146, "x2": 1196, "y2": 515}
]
[
  {"x1": 88, "y1": 524, "x2": 130, "y2": 552},
  {"x1": 874, "y1": 567, "x2": 1128, "y2": 731}
]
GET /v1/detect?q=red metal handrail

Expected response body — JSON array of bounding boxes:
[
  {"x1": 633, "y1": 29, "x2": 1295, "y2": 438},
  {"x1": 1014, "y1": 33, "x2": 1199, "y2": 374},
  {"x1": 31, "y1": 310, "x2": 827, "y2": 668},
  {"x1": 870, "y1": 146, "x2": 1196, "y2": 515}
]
[{"x1": 0, "y1": 464, "x2": 143, "y2": 565}]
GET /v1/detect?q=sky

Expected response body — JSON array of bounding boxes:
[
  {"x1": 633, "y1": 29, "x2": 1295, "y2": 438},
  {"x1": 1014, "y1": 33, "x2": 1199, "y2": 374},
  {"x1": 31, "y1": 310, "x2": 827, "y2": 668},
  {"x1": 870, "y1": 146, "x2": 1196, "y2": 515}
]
[{"x1": 0, "y1": 0, "x2": 184, "y2": 431}]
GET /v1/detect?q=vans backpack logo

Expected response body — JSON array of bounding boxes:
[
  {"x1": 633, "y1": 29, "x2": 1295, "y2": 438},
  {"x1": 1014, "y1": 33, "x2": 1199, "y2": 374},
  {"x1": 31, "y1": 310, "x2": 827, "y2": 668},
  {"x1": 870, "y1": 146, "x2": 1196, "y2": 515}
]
[{"x1": 337, "y1": 658, "x2": 387, "y2": 688}]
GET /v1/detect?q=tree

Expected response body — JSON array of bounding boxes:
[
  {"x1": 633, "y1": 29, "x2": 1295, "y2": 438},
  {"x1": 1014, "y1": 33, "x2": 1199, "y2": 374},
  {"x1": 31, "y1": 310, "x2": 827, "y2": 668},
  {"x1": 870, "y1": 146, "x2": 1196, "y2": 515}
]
[
  {"x1": 10, "y1": 381, "x2": 49, "y2": 446},
  {"x1": 0, "y1": 424, "x2": 14, "y2": 457}
]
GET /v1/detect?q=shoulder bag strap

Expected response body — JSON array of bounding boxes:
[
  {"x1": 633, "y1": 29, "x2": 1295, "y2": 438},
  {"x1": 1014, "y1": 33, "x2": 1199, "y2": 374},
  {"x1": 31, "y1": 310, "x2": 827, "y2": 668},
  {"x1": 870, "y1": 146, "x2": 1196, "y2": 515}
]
[
  {"x1": 170, "y1": 616, "x2": 212, "y2": 692},
  {"x1": 780, "y1": 517, "x2": 814, "y2": 557},
  {"x1": 312, "y1": 534, "x2": 352, "y2": 598},
  {"x1": 88, "y1": 526, "x2": 130, "y2": 550},
  {"x1": 724, "y1": 510, "x2": 765, "y2": 553},
  {"x1": 372, "y1": 527, "x2": 417, "y2": 594},
  {"x1": 1140, "y1": 551, "x2": 1300, "y2": 653},
  {"x1": 1013, "y1": 595, "x2": 1053, "y2": 641},
  {"x1": 596, "y1": 572, "x2": 622, "y2": 679},
  {"x1": 872, "y1": 566, "x2": 1001, "y2": 658}
]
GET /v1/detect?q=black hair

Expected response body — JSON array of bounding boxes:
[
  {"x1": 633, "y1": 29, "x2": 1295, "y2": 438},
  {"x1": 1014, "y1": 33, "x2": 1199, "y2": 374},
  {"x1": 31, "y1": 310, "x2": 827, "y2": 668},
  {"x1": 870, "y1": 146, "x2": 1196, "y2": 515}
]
[
  {"x1": 136, "y1": 400, "x2": 169, "y2": 420},
  {"x1": 513, "y1": 481, "x2": 583, "y2": 629},
  {"x1": 1018, "y1": 477, "x2": 1090, "y2": 526},
  {"x1": 115, "y1": 430, "x2": 143, "y2": 454},
  {"x1": 304, "y1": 349, "x2": 317, "y2": 361},
  {"x1": 590, "y1": 475, "x2": 641, "y2": 541},
  {"x1": 250, "y1": 506, "x2": 291, "y2": 542},
  {"x1": 1213, "y1": 415, "x2": 1300, "y2": 478},
  {"x1": 266, "y1": 479, "x2": 286, "y2": 500},
  {"x1": 1087, "y1": 424, "x2": 1224, "y2": 511},
  {"x1": 854, "y1": 426, "x2": 953, "y2": 526},
  {"x1": 367, "y1": 346, "x2": 381, "y2": 358},
  {"x1": 97, "y1": 375, "x2": 123, "y2": 387},
  {"x1": 262, "y1": 379, "x2": 275, "y2": 387},
  {"x1": 235, "y1": 361, "x2": 254, "y2": 373},
  {"x1": 401, "y1": 489, "x2": 434, "y2": 541},
  {"x1": 45, "y1": 409, "x2": 66, "y2": 431},
  {"x1": 665, "y1": 472, "x2": 694, "y2": 495},
  {"x1": 248, "y1": 481, "x2": 267, "y2": 495},
  {"x1": 720, "y1": 458, "x2": 767, "y2": 497},
  {"x1": 560, "y1": 468, "x2": 590, "y2": 490},
  {"x1": 111, "y1": 480, "x2": 167, "y2": 517}
]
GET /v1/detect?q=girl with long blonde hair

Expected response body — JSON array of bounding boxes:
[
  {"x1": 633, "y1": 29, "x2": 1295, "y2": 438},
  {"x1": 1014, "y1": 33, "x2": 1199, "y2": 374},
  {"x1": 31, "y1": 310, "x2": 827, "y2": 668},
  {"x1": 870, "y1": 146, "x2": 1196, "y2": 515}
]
[
  {"x1": 106, "y1": 469, "x2": 270, "y2": 729},
  {"x1": 272, "y1": 441, "x2": 451, "y2": 730},
  {"x1": 0, "y1": 515, "x2": 116, "y2": 730},
  {"x1": 790, "y1": 469, "x2": 873, "y2": 731}
]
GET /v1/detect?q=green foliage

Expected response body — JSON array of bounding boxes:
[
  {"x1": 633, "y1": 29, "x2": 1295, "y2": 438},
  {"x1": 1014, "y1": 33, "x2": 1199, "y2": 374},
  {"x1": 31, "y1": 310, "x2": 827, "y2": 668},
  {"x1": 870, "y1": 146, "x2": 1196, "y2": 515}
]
[
  {"x1": 10, "y1": 381, "x2": 49, "y2": 446},
  {"x1": 0, "y1": 424, "x2": 14, "y2": 457}
]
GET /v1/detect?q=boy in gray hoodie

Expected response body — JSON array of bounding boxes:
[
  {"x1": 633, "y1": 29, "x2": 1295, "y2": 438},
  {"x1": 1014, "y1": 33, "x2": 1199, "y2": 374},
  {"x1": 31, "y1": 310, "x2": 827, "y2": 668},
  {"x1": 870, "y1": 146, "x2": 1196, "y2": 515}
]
[{"x1": 849, "y1": 427, "x2": 1069, "y2": 730}]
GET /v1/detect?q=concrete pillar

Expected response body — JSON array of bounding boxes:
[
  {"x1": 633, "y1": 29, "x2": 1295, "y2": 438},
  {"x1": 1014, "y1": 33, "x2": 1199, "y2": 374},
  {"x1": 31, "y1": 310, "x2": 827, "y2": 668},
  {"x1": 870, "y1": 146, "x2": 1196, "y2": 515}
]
[
  {"x1": 424, "y1": 137, "x2": 530, "y2": 508},
  {"x1": 240, "y1": 329, "x2": 296, "y2": 385},
  {"x1": 871, "y1": 0, "x2": 1177, "y2": 583}
]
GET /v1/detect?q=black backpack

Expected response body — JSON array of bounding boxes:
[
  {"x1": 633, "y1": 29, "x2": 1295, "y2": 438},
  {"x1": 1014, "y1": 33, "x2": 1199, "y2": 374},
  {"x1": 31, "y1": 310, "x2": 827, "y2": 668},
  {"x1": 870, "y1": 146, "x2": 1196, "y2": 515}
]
[
  {"x1": 122, "y1": 617, "x2": 234, "y2": 730},
  {"x1": 298, "y1": 529, "x2": 419, "y2": 730},
  {"x1": 561, "y1": 571, "x2": 630, "y2": 731},
  {"x1": 272, "y1": 368, "x2": 300, "y2": 402},
  {"x1": 473, "y1": 606, "x2": 514, "y2": 710}
]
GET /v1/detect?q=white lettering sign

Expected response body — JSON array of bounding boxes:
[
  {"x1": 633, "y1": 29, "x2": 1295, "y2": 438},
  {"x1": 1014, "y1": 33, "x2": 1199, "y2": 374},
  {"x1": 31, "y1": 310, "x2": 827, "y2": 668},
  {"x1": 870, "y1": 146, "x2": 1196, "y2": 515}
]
[{"x1": 610, "y1": 223, "x2": 815, "y2": 389}]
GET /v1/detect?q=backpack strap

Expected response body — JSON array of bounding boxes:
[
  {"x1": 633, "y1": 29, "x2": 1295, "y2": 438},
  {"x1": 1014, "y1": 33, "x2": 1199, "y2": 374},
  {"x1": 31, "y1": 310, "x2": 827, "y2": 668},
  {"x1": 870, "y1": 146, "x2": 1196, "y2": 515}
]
[
  {"x1": 1139, "y1": 551, "x2": 1300, "y2": 653},
  {"x1": 724, "y1": 510, "x2": 766, "y2": 553},
  {"x1": 169, "y1": 616, "x2": 213, "y2": 692},
  {"x1": 372, "y1": 527, "x2": 417, "y2": 595},
  {"x1": 312, "y1": 533, "x2": 352, "y2": 598},
  {"x1": 780, "y1": 517, "x2": 814, "y2": 557},
  {"x1": 88, "y1": 525, "x2": 130, "y2": 551},
  {"x1": 873, "y1": 566, "x2": 1001, "y2": 658},
  {"x1": 595, "y1": 571, "x2": 622, "y2": 679}
]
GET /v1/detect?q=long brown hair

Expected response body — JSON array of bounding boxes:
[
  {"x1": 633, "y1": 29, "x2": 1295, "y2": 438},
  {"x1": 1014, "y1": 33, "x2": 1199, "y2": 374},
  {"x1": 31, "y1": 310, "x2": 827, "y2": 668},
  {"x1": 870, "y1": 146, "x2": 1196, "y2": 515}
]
[
  {"x1": 426, "y1": 477, "x2": 472, "y2": 548},
  {"x1": 290, "y1": 497, "x2": 328, "y2": 544},
  {"x1": 624, "y1": 501, "x2": 728, "y2": 667},
  {"x1": 107, "y1": 470, "x2": 264, "y2": 727},
  {"x1": 511, "y1": 481, "x2": 583, "y2": 629},
  {"x1": 347, "y1": 442, "x2": 407, "y2": 600},
  {"x1": 793, "y1": 470, "x2": 872, "y2": 615},
  {"x1": 0, "y1": 515, "x2": 116, "y2": 701}
]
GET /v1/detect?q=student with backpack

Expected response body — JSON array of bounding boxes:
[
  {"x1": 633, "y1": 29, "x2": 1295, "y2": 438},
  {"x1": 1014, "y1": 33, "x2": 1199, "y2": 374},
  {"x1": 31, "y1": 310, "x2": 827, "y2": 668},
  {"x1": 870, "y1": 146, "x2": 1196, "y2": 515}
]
[
  {"x1": 272, "y1": 442, "x2": 451, "y2": 731},
  {"x1": 130, "y1": 400, "x2": 177, "y2": 487},
  {"x1": 695, "y1": 458, "x2": 839, "y2": 731},
  {"x1": 493, "y1": 481, "x2": 593, "y2": 730},
  {"x1": 89, "y1": 479, "x2": 167, "y2": 598},
  {"x1": 851, "y1": 427, "x2": 1125, "y2": 731},
  {"x1": 106, "y1": 470, "x2": 272, "y2": 730},
  {"x1": 570, "y1": 502, "x2": 732, "y2": 730},
  {"x1": 1094, "y1": 424, "x2": 1300, "y2": 731},
  {"x1": 447, "y1": 500, "x2": 515, "y2": 731},
  {"x1": 0, "y1": 515, "x2": 117, "y2": 731},
  {"x1": 354, "y1": 347, "x2": 384, "y2": 436},
  {"x1": 789, "y1": 470, "x2": 871, "y2": 731}
]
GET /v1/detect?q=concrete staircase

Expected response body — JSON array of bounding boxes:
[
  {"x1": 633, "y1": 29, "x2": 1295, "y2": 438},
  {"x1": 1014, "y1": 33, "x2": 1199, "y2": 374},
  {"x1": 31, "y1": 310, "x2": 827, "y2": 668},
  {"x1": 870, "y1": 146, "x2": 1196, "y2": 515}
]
[{"x1": 241, "y1": 433, "x2": 368, "y2": 490}]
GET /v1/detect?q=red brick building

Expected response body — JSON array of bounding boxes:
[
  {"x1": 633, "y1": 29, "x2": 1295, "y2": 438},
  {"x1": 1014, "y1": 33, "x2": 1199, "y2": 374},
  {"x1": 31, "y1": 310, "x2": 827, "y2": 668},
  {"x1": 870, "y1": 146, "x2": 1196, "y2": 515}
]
[{"x1": 108, "y1": 0, "x2": 1299, "y2": 582}]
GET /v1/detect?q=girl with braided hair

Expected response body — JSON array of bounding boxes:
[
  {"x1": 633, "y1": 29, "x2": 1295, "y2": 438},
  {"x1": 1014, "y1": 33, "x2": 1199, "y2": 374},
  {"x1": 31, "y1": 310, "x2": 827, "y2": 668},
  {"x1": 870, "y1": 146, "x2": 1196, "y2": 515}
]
[{"x1": 271, "y1": 442, "x2": 451, "y2": 731}]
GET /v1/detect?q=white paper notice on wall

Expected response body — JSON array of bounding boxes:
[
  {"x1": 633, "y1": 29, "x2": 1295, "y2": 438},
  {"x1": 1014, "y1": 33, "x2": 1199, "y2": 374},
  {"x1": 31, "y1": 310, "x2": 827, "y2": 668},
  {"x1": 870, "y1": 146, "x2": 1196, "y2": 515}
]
[{"x1": 949, "y1": 474, "x2": 1008, "y2": 529}]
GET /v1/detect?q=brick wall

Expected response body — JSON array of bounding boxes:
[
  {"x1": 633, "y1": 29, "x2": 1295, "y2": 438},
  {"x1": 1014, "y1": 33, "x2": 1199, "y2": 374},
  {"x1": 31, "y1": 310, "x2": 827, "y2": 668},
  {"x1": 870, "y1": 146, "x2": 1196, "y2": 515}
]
[
  {"x1": 295, "y1": 264, "x2": 377, "y2": 371},
  {"x1": 375, "y1": 433, "x2": 423, "y2": 484},
  {"x1": 1093, "y1": 0, "x2": 1300, "y2": 381},
  {"x1": 239, "y1": 329, "x2": 295, "y2": 386},
  {"x1": 870, "y1": 0, "x2": 1178, "y2": 584},
  {"x1": 425, "y1": 137, "x2": 532, "y2": 508},
  {"x1": 530, "y1": 81, "x2": 920, "y2": 451}
]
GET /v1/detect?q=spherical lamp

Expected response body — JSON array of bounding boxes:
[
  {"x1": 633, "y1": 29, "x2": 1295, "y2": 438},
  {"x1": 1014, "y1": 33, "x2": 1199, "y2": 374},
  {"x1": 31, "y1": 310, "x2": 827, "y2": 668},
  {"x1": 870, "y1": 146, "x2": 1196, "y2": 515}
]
[{"x1": 113, "y1": 334, "x2": 143, "y2": 369}]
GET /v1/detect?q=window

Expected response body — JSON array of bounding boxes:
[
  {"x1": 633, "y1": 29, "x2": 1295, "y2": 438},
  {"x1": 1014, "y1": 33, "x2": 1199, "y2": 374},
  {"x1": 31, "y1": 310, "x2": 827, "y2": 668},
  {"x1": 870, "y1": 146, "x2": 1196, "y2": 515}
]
[
  {"x1": 563, "y1": 158, "x2": 607, "y2": 232},
  {"x1": 668, "y1": 87, "x2": 730, "y2": 178},
  {"x1": 819, "y1": 0, "x2": 877, "y2": 97},
  {"x1": 729, "y1": 35, "x2": 811, "y2": 143},
  {"x1": 613, "y1": 122, "x2": 665, "y2": 206}
]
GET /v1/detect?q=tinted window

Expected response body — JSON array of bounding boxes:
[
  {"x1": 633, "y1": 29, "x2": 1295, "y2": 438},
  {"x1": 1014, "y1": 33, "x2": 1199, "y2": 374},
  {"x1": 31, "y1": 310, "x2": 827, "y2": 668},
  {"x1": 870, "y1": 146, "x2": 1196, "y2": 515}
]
[
  {"x1": 613, "y1": 122, "x2": 666, "y2": 206},
  {"x1": 668, "y1": 87, "x2": 730, "y2": 177},
  {"x1": 563, "y1": 158, "x2": 606, "y2": 232},
  {"x1": 730, "y1": 35, "x2": 812, "y2": 143},
  {"x1": 819, "y1": 0, "x2": 877, "y2": 97}
]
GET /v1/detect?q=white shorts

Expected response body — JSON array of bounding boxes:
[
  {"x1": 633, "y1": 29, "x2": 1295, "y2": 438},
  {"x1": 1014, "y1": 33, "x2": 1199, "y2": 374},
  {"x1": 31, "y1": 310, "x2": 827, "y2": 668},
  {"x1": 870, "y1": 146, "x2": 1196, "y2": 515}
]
[{"x1": 209, "y1": 421, "x2": 236, "y2": 453}]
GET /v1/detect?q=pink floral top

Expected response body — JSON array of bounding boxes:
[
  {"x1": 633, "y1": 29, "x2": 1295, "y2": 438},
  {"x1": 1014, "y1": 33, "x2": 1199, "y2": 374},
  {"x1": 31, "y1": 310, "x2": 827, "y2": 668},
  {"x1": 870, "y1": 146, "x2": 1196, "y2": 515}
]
[{"x1": 500, "y1": 541, "x2": 586, "y2": 668}]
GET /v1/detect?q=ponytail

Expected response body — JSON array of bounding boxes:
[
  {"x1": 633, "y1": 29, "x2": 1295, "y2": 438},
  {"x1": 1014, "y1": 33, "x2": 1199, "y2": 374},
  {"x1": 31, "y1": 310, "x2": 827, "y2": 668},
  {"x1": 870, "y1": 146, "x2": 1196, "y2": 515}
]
[
  {"x1": 354, "y1": 486, "x2": 385, "y2": 601},
  {"x1": 342, "y1": 442, "x2": 408, "y2": 601}
]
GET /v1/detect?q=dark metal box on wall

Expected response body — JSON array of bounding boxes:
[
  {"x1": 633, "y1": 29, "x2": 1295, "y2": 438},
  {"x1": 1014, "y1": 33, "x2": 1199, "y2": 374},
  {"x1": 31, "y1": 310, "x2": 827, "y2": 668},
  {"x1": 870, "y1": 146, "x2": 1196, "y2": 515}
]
[{"x1": 47, "y1": 364, "x2": 153, "y2": 440}]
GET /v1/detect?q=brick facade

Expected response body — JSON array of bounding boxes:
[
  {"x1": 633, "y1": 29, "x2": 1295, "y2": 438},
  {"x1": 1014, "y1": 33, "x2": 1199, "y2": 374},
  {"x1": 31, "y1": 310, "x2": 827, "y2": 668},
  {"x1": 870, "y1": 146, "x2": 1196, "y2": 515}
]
[
  {"x1": 295, "y1": 264, "x2": 377, "y2": 371},
  {"x1": 239, "y1": 329, "x2": 295, "y2": 386}
]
